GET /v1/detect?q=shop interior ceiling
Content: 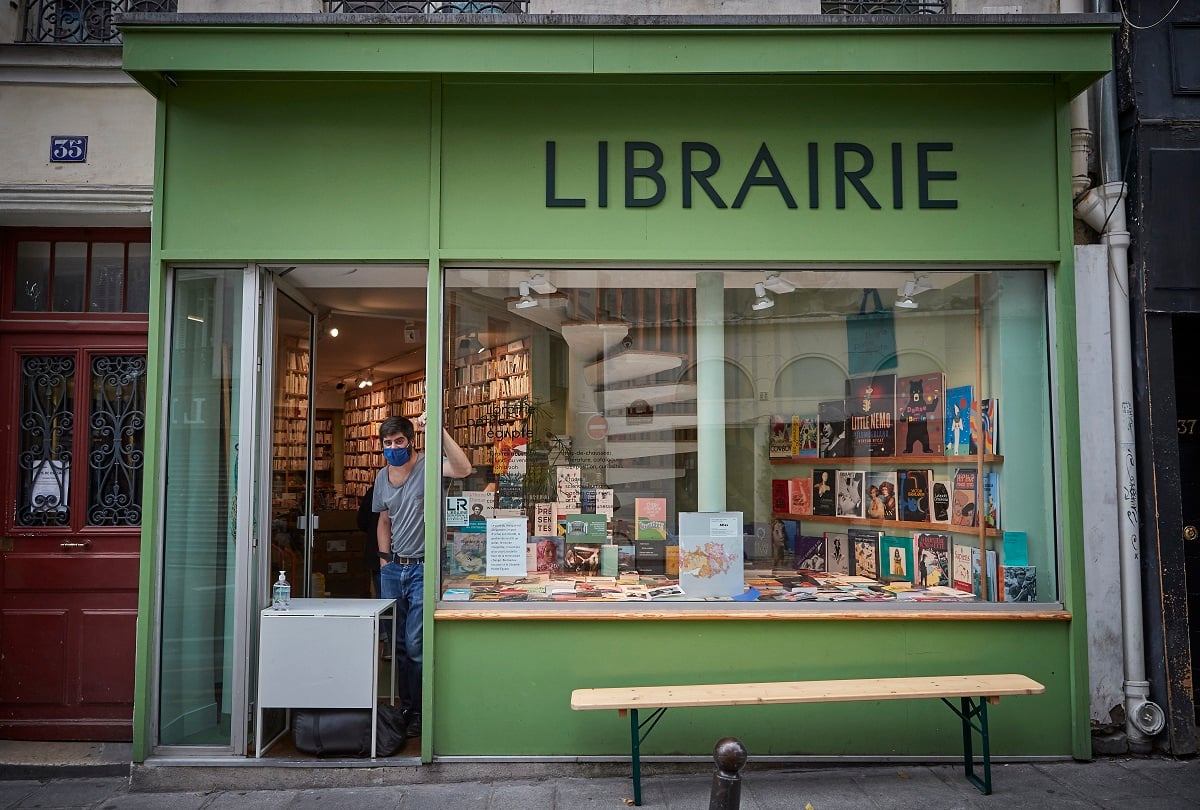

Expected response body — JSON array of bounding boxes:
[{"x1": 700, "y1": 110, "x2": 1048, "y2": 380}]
[{"x1": 276, "y1": 265, "x2": 983, "y2": 394}]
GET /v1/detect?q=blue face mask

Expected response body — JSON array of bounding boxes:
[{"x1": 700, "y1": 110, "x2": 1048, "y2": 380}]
[{"x1": 383, "y1": 446, "x2": 411, "y2": 467}]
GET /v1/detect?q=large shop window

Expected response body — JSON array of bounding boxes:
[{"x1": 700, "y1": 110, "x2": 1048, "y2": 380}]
[{"x1": 438, "y1": 269, "x2": 1056, "y2": 608}]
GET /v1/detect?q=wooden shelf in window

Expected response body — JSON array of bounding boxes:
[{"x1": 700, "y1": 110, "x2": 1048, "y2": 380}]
[
  {"x1": 771, "y1": 512, "x2": 1001, "y2": 537},
  {"x1": 770, "y1": 454, "x2": 1002, "y2": 466}
]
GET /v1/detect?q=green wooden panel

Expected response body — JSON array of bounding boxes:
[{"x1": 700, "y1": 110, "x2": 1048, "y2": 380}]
[
  {"x1": 441, "y1": 80, "x2": 1060, "y2": 262},
  {"x1": 432, "y1": 619, "x2": 1074, "y2": 756},
  {"x1": 160, "y1": 81, "x2": 431, "y2": 260}
]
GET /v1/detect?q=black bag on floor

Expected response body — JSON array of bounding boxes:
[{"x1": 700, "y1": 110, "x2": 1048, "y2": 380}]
[{"x1": 292, "y1": 704, "x2": 407, "y2": 757}]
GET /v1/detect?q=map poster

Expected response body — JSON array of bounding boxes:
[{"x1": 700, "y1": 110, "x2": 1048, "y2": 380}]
[{"x1": 677, "y1": 511, "x2": 744, "y2": 598}]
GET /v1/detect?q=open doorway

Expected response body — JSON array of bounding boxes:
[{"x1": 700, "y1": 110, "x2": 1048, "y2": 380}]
[{"x1": 259, "y1": 263, "x2": 429, "y2": 761}]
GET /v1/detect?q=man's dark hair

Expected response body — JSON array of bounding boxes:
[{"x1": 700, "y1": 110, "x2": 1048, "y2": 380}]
[{"x1": 379, "y1": 415, "x2": 415, "y2": 444}]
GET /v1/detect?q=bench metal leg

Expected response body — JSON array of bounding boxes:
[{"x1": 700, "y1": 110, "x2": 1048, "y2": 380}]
[
  {"x1": 629, "y1": 707, "x2": 668, "y2": 807},
  {"x1": 942, "y1": 696, "x2": 991, "y2": 794}
]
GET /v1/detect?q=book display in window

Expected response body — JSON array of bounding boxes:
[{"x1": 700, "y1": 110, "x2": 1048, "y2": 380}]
[
  {"x1": 945, "y1": 385, "x2": 977, "y2": 456},
  {"x1": 835, "y1": 470, "x2": 866, "y2": 519},
  {"x1": 879, "y1": 535, "x2": 913, "y2": 583},
  {"x1": 849, "y1": 528, "x2": 882, "y2": 579},
  {"x1": 817, "y1": 400, "x2": 849, "y2": 458},
  {"x1": 846, "y1": 373, "x2": 896, "y2": 457},
  {"x1": 914, "y1": 532, "x2": 951, "y2": 587},
  {"x1": 899, "y1": 469, "x2": 932, "y2": 523},
  {"x1": 897, "y1": 372, "x2": 944, "y2": 455},
  {"x1": 812, "y1": 469, "x2": 837, "y2": 516}
]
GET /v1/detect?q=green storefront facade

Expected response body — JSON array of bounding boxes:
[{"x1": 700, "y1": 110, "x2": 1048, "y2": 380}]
[{"x1": 121, "y1": 15, "x2": 1115, "y2": 765}]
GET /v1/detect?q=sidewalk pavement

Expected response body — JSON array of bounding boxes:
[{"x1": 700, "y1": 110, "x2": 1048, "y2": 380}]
[{"x1": 1, "y1": 757, "x2": 1199, "y2": 810}]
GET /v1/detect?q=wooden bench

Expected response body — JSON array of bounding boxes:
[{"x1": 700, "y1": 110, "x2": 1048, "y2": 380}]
[{"x1": 571, "y1": 673, "x2": 1045, "y2": 806}]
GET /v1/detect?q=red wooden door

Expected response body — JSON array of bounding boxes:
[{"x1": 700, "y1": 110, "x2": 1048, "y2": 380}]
[{"x1": 0, "y1": 334, "x2": 145, "y2": 740}]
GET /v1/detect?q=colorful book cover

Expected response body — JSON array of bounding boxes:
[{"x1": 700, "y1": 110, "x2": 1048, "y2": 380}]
[
  {"x1": 864, "y1": 471, "x2": 895, "y2": 520},
  {"x1": 951, "y1": 543, "x2": 974, "y2": 593},
  {"x1": 899, "y1": 469, "x2": 932, "y2": 523},
  {"x1": 848, "y1": 528, "x2": 882, "y2": 580},
  {"x1": 533, "y1": 502, "x2": 555, "y2": 536},
  {"x1": 463, "y1": 490, "x2": 496, "y2": 533},
  {"x1": 497, "y1": 472, "x2": 524, "y2": 510},
  {"x1": 1002, "y1": 565, "x2": 1037, "y2": 602},
  {"x1": 788, "y1": 477, "x2": 813, "y2": 516},
  {"x1": 914, "y1": 532, "x2": 951, "y2": 587},
  {"x1": 845, "y1": 373, "x2": 897, "y2": 457},
  {"x1": 981, "y1": 472, "x2": 1001, "y2": 530},
  {"x1": 769, "y1": 415, "x2": 792, "y2": 459},
  {"x1": 555, "y1": 465, "x2": 582, "y2": 505},
  {"x1": 772, "y1": 518, "x2": 802, "y2": 570},
  {"x1": 533, "y1": 536, "x2": 564, "y2": 574},
  {"x1": 823, "y1": 531, "x2": 851, "y2": 574},
  {"x1": 930, "y1": 473, "x2": 951, "y2": 525},
  {"x1": 812, "y1": 469, "x2": 837, "y2": 516},
  {"x1": 817, "y1": 400, "x2": 849, "y2": 458},
  {"x1": 635, "y1": 497, "x2": 668, "y2": 541},
  {"x1": 678, "y1": 511, "x2": 745, "y2": 598},
  {"x1": 447, "y1": 533, "x2": 487, "y2": 576},
  {"x1": 879, "y1": 535, "x2": 913, "y2": 583},
  {"x1": 981, "y1": 398, "x2": 1000, "y2": 455},
  {"x1": 564, "y1": 543, "x2": 602, "y2": 575},
  {"x1": 796, "y1": 415, "x2": 819, "y2": 458},
  {"x1": 835, "y1": 470, "x2": 866, "y2": 519},
  {"x1": 951, "y1": 468, "x2": 978, "y2": 527},
  {"x1": 970, "y1": 547, "x2": 999, "y2": 601},
  {"x1": 617, "y1": 544, "x2": 637, "y2": 573},
  {"x1": 665, "y1": 543, "x2": 680, "y2": 577},
  {"x1": 945, "y1": 385, "x2": 977, "y2": 456},
  {"x1": 897, "y1": 372, "x2": 945, "y2": 455},
  {"x1": 794, "y1": 534, "x2": 827, "y2": 571},
  {"x1": 1002, "y1": 530, "x2": 1029, "y2": 566},
  {"x1": 771, "y1": 479, "x2": 790, "y2": 513},
  {"x1": 494, "y1": 432, "x2": 528, "y2": 475}
]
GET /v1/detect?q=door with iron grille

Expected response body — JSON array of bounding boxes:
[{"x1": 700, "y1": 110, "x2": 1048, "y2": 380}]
[{"x1": 0, "y1": 336, "x2": 146, "y2": 740}]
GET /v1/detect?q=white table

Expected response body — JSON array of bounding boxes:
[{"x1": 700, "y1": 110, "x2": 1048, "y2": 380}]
[{"x1": 256, "y1": 598, "x2": 396, "y2": 758}]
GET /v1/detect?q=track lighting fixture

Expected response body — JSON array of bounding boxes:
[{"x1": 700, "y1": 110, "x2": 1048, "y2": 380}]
[
  {"x1": 527, "y1": 273, "x2": 557, "y2": 294},
  {"x1": 897, "y1": 274, "x2": 933, "y2": 299},
  {"x1": 751, "y1": 282, "x2": 775, "y2": 311},
  {"x1": 357, "y1": 370, "x2": 375, "y2": 389},
  {"x1": 894, "y1": 295, "x2": 919, "y2": 310},
  {"x1": 761, "y1": 273, "x2": 796, "y2": 294},
  {"x1": 322, "y1": 315, "x2": 339, "y2": 339},
  {"x1": 514, "y1": 281, "x2": 538, "y2": 309}
]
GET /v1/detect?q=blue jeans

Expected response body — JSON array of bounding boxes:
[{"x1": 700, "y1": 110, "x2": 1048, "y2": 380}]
[{"x1": 380, "y1": 560, "x2": 423, "y2": 714}]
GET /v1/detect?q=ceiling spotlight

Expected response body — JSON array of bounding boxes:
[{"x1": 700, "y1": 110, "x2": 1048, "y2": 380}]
[
  {"x1": 895, "y1": 295, "x2": 919, "y2": 310},
  {"x1": 762, "y1": 273, "x2": 796, "y2": 294},
  {"x1": 527, "y1": 273, "x2": 557, "y2": 294},
  {"x1": 514, "y1": 281, "x2": 538, "y2": 309},
  {"x1": 323, "y1": 316, "x2": 339, "y2": 338},
  {"x1": 898, "y1": 274, "x2": 934, "y2": 299},
  {"x1": 751, "y1": 282, "x2": 775, "y2": 311}
]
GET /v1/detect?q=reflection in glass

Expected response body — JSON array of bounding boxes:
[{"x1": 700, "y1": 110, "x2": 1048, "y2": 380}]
[
  {"x1": 89, "y1": 243, "x2": 126, "y2": 313},
  {"x1": 14, "y1": 242, "x2": 50, "y2": 312},
  {"x1": 52, "y1": 242, "x2": 86, "y2": 312},
  {"x1": 87, "y1": 355, "x2": 146, "y2": 526},
  {"x1": 126, "y1": 244, "x2": 151, "y2": 313},
  {"x1": 158, "y1": 270, "x2": 243, "y2": 747}
]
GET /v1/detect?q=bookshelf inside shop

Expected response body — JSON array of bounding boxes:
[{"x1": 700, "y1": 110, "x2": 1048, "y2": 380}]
[
  {"x1": 271, "y1": 338, "x2": 310, "y2": 592},
  {"x1": 342, "y1": 371, "x2": 427, "y2": 509},
  {"x1": 446, "y1": 339, "x2": 531, "y2": 472}
]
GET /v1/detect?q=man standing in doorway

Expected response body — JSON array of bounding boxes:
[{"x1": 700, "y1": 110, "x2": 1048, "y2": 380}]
[{"x1": 375, "y1": 414, "x2": 472, "y2": 738}]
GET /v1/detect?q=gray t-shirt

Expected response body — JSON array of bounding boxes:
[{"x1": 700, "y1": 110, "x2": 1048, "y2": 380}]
[{"x1": 372, "y1": 455, "x2": 427, "y2": 558}]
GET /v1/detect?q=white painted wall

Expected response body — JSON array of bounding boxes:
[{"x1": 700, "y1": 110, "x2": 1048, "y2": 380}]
[{"x1": 1075, "y1": 243, "x2": 1125, "y2": 728}]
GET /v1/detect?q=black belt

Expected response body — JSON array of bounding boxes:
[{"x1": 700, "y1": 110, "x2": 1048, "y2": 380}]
[{"x1": 391, "y1": 554, "x2": 423, "y2": 565}]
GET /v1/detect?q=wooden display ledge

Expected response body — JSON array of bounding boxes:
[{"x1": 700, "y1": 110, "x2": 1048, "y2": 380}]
[
  {"x1": 771, "y1": 453, "x2": 1002, "y2": 465},
  {"x1": 771, "y1": 512, "x2": 1002, "y2": 536},
  {"x1": 435, "y1": 606, "x2": 1070, "y2": 621}
]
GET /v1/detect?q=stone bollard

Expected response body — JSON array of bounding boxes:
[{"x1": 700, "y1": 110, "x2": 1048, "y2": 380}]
[{"x1": 708, "y1": 737, "x2": 748, "y2": 810}]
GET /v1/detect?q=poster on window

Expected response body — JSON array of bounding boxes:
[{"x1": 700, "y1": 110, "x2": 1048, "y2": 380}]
[{"x1": 30, "y1": 459, "x2": 68, "y2": 511}]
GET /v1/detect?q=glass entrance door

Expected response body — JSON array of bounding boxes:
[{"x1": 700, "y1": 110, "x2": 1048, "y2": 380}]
[{"x1": 265, "y1": 282, "x2": 317, "y2": 600}]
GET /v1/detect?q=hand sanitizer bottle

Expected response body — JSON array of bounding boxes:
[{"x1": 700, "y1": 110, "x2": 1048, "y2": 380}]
[{"x1": 272, "y1": 570, "x2": 291, "y2": 611}]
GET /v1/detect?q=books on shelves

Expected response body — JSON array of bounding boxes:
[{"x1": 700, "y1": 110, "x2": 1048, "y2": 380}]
[
  {"x1": 678, "y1": 511, "x2": 744, "y2": 598},
  {"x1": 981, "y1": 472, "x2": 1001, "y2": 530},
  {"x1": 824, "y1": 531, "x2": 851, "y2": 575},
  {"x1": 914, "y1": 532, "x2": 951, "y2": 587},
  {"x1": 897, "y1": 372, "x2": 945, "y2": 455},
  {"x1": 879, "y1": 535, "x2": 913, "y2": 583},
  {"x1": 635, "y1": 497, "x2": 668, "y2": 541},
  {"x1": 1001, "y1": 565, "x2": 1036, "y2": 602},
  {"x1": 930, "y1": 473, "x2": 951, "y2": 525},
  {"x1": 769, "y1": 415, "x2": 792, "y2": 459},
  {"x1": 849, "y1": 528, "x2": 882, "y2": 579},
  {"x1": 534, "y1": 536, "x2": 564, "y2": 573},
  {"x1": 835, "y1": 470, "x2": 866, "y2": 518},
  {"x1": 945, "y1": 385, "x2": 978, "y2": 456},
  {"x1": 463, "y1": 490, "x2": 496, "y2": 533},
  {"x1": 899, "y1": 469, "x2": 932, "y2": 523},
  {"x1": 772, "y1": 518, "x2": 802, "y2": 569},
  {"x1": 970, "y1": 547, "x2": 999, "y2": 601},
  {"x1": 951, "y1": 468, "x2": 978, "y2": 527},
  {"x1": 845, "y1": 373, "x2": 896, "y2": 457},
  {"x1": 789, "y1": 477, "x2": 813, "y2": 516},
  {"x1": 864, "y1": 470, "x2": 896, "y2": 520},
  {"x1": 812, "y1": 469, "x2": 837, "y2": 516},
  {"x1": 771, "y1": 479, "x2": 790, "y2": 513},
  {"x1": 817, "y1": 400, "x2": 849, "y2": 458},
  {"x1": 981, "y1": 398, "x2": 1000, "y2": 455},
  {"x1": 794, "y1": 534, "x2": 827, "y2": 571}
]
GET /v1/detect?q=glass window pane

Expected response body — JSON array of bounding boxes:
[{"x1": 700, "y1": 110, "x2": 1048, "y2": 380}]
[
  {"x1": 52, "y1": 242, "x2": 86, "y2": 312},
  {"x1": 87, "y1": 355, "x2": 147, "y2": 526},
  {"x1": 16, "y1": 355, "x2": 75, "y2": 527},
  {"x1": 88, "y1": 244, "x2": 126, "y2": 313},
  {"x1": 126, "y1": 244, "x2": 151, "y2": 313},
  {"x1": 438, "y1": 268, "x2": 1056, "y2": 607},
  {"x1": 14, "y1": 242, "x2": 50, "y2": 312},
  {"x1": 159, "y1": 270, "x2": 244, "y2": 747}
]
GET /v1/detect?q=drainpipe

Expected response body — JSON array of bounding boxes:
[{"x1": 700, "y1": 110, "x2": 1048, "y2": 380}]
[{"x1": 1072, "y1": 0, "x2": 1167, "y2": 752}]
